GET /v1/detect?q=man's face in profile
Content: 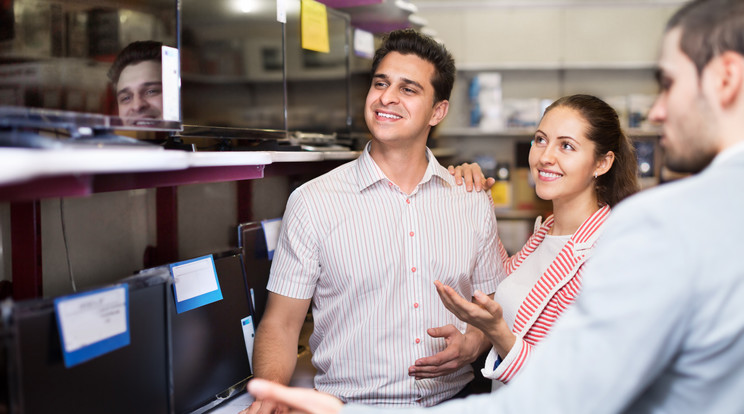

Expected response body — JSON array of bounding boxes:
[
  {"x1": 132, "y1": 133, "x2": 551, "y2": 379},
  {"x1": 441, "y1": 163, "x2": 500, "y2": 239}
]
[{"x1": 116, "y1": 60, "x2": 163, "y2": 125}]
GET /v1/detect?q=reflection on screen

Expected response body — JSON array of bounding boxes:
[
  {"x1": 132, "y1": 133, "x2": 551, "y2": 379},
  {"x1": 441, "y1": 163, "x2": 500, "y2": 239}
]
[
  {"x1": 0, "y1": 0, "x2": 180, "y2": 131},
  {"x1": 107, "y1": 41, "x2": 180, "y2": 127}
]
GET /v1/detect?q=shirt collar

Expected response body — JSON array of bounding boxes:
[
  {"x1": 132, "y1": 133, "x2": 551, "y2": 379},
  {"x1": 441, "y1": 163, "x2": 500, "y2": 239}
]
[
  {"x1": 711, "y1": 140, "x2": 744, "y2": 167},
  {"x1": 355, "y1": 142, "x2": 451, "y2": 192}
]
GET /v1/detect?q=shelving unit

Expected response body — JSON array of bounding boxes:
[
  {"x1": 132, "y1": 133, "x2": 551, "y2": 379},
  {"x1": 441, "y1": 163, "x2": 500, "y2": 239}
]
[{"x1": 1, "y1": 147, "x2": 361, "y2": 299}]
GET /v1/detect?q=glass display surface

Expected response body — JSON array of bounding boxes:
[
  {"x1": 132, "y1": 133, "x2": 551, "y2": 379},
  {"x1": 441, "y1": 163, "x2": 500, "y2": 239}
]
[
  {"x1": 181, "y1": 0, "x2": 286, "y2": 131},
  {"x1": 0, "y1": 0, "x2": 181, "y2": 133},
  {"x1": 181, "y1": 0, "x2": 352, "y2": 137}
]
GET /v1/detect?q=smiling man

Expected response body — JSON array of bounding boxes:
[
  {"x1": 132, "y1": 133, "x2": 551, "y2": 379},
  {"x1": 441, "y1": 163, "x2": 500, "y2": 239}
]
[
  {"x1": 107, "y1": 40, "x2": 164, "y2": 126},
  {"x1": 244, "y1": 29, "x2": 504, "y2": 414},
  {"x1": 246, "y1": 0, "x2": 744, "y2": 413}
]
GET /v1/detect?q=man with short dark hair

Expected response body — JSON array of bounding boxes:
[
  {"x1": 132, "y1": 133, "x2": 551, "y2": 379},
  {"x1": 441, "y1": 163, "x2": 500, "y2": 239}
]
[
  {"x1": 245, "y1": 1, "x2": 744, "y2": 412},
  {"x1": 244, "y1": 29, "x2": 504, "y2": 413},
  {"x1": 108, "y1": 40, "x2": 163, "y2": 124}
]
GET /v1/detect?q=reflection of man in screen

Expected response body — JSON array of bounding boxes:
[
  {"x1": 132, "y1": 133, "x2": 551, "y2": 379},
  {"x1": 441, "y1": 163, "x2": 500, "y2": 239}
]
[{"x1": 107, "y1": 40, "x2": 163, "y2": 125}]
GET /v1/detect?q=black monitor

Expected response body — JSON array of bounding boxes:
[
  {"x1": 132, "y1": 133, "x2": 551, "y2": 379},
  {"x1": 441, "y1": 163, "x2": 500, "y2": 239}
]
[
  {"x1": 0, "y1": 303, "x2": 9, "y2": 413},
  {"x1": 238, "y1": 222, "x2": 273, "y2": 326},
  {"x1": 167, "y1": 249, "x2": 255, "y2": 414},
  {"x1": 285, "y1": 5, "x2": 353, "y2": 137},
  {"x1": 2, "y1": 273, "x2": 173, "y2": 414},
  {"x1": 180, "y1": 0, "x2": 285, "y2": 131},
  {"x1": 0, "y1": 0, "x2": 182, "y2": 147},
  {"x1": 180, "y1": 0, "x2": 355, "y2": 146}
]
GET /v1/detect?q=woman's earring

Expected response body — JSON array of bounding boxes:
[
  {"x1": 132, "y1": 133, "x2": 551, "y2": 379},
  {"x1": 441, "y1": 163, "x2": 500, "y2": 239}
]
[{"x1": 594, "y1": 172, "x2": 598, "y2": 179}]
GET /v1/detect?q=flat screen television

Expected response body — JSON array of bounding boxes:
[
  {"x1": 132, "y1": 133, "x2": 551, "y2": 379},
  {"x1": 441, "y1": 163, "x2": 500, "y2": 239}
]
[
  {"x1": 179, "y1": 0, "x2": 354, "y2": 146},
  {"x1": 0, "y1": 0, "x2": 181, "y2": 145},
  {"x1": 2, "y1": 272, "x2": 173, "y2": 414},
  {"x1": 0, "y1": 307, "x2": 9, "y2": 413},
  {"x1": 180, "y1": 0, "x2": 286, "y2": 133},
  {"x1": 165, "y1": 249, "x2": 255, "y2": 414},
  {"x1": 238, "y1": 222, "x2": 273, "y2": 325},
  {"x1": 285, "y1": 4, "x2": 352, "y2": 137}
]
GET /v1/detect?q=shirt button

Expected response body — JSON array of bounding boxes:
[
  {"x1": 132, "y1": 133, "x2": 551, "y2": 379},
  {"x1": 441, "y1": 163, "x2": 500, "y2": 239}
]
[
  {"x1": 413, "y1": 303, "x2": 419, "y2": 308},
  {"x1": 388, "y1": 181, "x2": 393, "y2": 186},
  {"x1": 406, "y1": 199, "x2": 411, "y2": 204},
  {"x1": 411, "y1": 267, "x2": 416, "y2": 273},
  {"x1": 409, "y1": 231, "x2": 414, "y2": 237},
  {"x1": 415, "y1": 338, "x2": 421, "y2": 344}
]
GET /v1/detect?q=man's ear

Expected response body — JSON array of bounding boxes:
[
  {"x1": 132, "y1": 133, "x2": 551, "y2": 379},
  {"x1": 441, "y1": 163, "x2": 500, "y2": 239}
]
[
  {"x1": 430, "y1": 100, "x2": 449, "y2": 126},
  {"x1": 713, "y1": 51, "x2": 744, "y2": 108}
]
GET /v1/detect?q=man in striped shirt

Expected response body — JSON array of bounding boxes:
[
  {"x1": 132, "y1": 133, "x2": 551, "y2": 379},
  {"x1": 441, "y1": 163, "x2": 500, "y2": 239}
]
[{"x1": 244, "y1": 29, "x2": 504, "y2": 413}]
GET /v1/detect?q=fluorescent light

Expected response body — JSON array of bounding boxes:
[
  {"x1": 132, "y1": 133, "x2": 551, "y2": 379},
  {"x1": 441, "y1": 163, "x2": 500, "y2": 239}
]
[{"x1": 233, "y1": 0, "x2": 253, "y2": 13}]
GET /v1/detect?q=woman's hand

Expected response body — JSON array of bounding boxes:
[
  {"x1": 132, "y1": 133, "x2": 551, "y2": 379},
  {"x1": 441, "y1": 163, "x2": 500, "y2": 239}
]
[
  {"x1": 434, "y1": 281, "x2": 516, "y2": 359},
  {"x1": 447, "y1": 162, "x2": 496, "y2": 192},
  {"x1": 247, "y1": 379, "x2": 343, "y2": 414}
]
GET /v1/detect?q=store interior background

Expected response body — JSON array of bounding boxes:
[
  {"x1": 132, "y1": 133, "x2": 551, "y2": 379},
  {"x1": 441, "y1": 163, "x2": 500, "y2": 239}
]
[{"x1": 0, "y1": 0, "x2": 683, "y2": 298}]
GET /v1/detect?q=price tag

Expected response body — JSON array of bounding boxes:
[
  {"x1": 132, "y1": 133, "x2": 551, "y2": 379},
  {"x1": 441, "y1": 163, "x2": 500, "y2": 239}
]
[
  {"x1": 169, "y1": 255, "x2": 223, "y2": 313},
  {"x1": 54, "y1": 284, "x2": 130, "y2": 368}
]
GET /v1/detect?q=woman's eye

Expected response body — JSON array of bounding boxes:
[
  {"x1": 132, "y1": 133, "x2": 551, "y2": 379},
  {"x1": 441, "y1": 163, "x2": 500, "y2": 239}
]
[{"x1": 561, "y1": 142, "x2": 575, "y2": 151}]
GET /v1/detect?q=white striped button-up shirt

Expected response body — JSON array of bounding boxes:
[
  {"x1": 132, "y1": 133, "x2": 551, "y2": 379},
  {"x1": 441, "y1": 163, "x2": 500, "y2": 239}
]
[{"x1": 267, "y1": 145, "x2": 504, "y2": 407}]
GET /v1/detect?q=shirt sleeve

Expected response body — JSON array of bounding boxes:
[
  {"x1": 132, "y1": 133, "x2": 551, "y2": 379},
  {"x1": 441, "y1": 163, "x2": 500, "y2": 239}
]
[
  {"x1": 471, "y1": 197, "x2": 506, "y2": 294},
  {"x1": 480, "y1": 338, "x2": 533, "y2": 384},
  {"x1": 266, "y1": 188, "x2": 321, "y2": 299}
]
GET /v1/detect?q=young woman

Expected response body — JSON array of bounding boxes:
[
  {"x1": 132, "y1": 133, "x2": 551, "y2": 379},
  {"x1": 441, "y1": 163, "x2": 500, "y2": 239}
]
[{"x1": 439, "y1": 94, "x2": 640, "y2": 386}]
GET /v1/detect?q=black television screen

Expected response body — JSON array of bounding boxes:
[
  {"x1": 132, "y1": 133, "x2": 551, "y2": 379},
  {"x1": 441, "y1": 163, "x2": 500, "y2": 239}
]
[
  {"x1": 180, "y1": 0, "x2": 286, "y2": 131},
  {"x1": 3, "y1": 273, "x2": 173, "y2": 414},
  {"x1": 238, "y1": 222, "x2": 272, "y2": 326},
  {"x1": 0, "y1": 0, "x2": 181, "y2": 133},
  {"x1": 0, "y1": 307, "x2": 9, "y2": 413},
  {"x1": 285, "y1": 4, "x2": 352, "y2": 136},
  {"x1": 168, "y1": 250, "x2": 255, "y2": 414},
  {"x1": 180, "y1": 0, "x2": 353, "y2": 140}
]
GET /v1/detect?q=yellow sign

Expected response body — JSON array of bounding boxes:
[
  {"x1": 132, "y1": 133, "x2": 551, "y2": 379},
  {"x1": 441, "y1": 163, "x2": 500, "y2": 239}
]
[
  {"x1": 490, "y1": 181, "x2": 512, "y2": 208},
  {"x1": 301, "y1": 0, "x2": 330, "y2": 53}
]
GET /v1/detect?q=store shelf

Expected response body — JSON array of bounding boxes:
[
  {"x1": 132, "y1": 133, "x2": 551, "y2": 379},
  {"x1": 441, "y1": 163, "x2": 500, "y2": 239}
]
[
  {"x1": 0, "y1": 147, "x2": 362, "y2": 202},
  {"x1": 494, "y1": 209, "x2": 543, "y2": 220}
]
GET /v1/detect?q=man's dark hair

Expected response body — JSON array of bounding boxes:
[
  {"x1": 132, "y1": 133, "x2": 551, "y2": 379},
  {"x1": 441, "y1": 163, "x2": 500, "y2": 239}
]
[
  {"x1": 667, "y1": 0, "x2": 744, "y2": 75},
  {"x1": 371, "y1": 29, "x2": 455, "y2": 104},
  {"x1": 107, "y1": 40, "x2": 163, "y2": 86}
]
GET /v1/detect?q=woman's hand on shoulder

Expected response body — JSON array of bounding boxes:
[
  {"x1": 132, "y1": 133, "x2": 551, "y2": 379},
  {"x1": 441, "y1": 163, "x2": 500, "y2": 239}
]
[{"x1": 447, "y1": 162, "x2": 496, "y2": 192}]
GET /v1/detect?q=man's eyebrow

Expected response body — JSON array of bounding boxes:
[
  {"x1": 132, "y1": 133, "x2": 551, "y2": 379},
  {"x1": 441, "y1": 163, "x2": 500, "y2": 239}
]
[
  {"x1": 116, "y1": 87, "x2": 132, "y2": 97},
  {"x1": 372, "y1": 73, "x2": 388, "y2": 82},
  {"x1": 117, "y1": 81, "x2": 162, "y2": 96},
  {"x1": 400, "y1": 77, "x2": 424, "y2": 91},
  {"x1": 372, "y1": 73, "x2": 424, "y2": 91}
]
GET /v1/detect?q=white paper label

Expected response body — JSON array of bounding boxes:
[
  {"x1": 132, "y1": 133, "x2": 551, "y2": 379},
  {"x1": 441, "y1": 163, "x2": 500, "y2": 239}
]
[
  {"x1": 171, "y1": 257, "x2": 219, "y2": 302},
  {"x1": 57, "y1": 287, "x2": 127, "y2": 353}
]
